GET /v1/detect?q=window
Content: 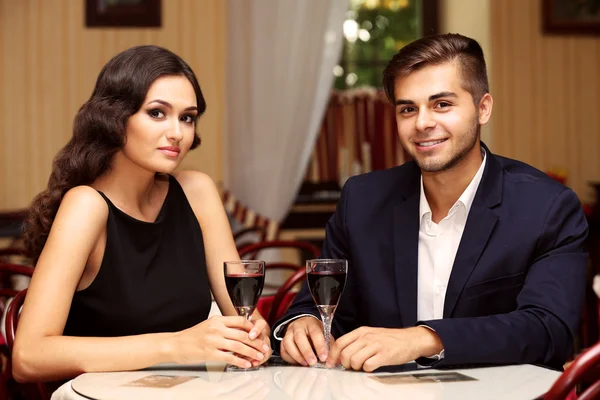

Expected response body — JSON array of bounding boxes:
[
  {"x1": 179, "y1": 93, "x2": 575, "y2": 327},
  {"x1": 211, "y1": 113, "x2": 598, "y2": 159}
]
[{"x1": 334, "y1": 0, "x2": 438, "y2": 89}]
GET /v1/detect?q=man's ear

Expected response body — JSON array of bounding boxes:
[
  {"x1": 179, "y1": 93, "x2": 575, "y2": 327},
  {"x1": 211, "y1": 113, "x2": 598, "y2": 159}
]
[{"x1": 478, "y1": 93, "x2": 493, "y2": 125}]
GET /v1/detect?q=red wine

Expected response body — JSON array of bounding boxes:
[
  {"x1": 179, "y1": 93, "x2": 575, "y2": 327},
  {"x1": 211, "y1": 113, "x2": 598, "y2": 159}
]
[
  {"x1": 225, "y1": 273, "x2": 264, "y2": 315},
  {"x1": 307, "y1": 271, "x2": 346, "y2": 306}
]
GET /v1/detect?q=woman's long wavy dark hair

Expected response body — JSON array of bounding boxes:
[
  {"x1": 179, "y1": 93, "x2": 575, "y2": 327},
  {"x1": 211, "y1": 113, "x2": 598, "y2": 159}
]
[{"x1": 24, "y1": 45, "x2": 206, "y2": 263}]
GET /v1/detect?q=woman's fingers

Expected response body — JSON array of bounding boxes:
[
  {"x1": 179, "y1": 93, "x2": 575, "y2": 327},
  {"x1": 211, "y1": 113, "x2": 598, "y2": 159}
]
[
  {"x1": 218, "y1": 350, "x2": 253, "y2": 369},
  {"x1": 249, "y1": 318, "x2": 270, "y2": 340},
  {"x1": 220, "y1": 338, "x2": 265, "y2": 362},
  {"x1": 218, "y1": 316, "x2": 255, "y2": 332},
  {"x1": 223, "y1": 327, "x2": 270, "y2": 353}
]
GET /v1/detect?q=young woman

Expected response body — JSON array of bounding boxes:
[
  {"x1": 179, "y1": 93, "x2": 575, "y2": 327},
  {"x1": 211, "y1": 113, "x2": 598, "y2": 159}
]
[{"x1": 13, "y1": 45, "x2": 271, "y2": 382}]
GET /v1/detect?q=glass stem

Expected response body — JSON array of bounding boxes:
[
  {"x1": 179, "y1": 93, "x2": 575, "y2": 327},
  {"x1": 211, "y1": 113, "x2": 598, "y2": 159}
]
[{"x1": 322, "y1": 313, "x2": 333, "y2": 351}]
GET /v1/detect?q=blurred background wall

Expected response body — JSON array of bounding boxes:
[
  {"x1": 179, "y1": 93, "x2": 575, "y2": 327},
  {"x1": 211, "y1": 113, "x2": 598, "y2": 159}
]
[
  {"x1": 0, "y1": 0, "x2": 225, "y2": 208},
  {"x1": 1, "y1": 0, "x2": 599, "y2": 209},
  {"x1": 491, "y1": 0, "x2": 600, "y2": 204}
]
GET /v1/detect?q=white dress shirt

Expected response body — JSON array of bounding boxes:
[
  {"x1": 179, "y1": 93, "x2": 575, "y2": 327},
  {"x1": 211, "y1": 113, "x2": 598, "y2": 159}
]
[
  {"x1": 418, "y1": 149, "x2": 487, "y2": 322},
  {"x1": 416, "y1": 148, "x2": 486, "y2": 361}
]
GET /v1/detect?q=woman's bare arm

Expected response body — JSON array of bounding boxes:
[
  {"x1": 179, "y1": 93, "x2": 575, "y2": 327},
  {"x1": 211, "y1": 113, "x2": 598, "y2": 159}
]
[
  {"x1": 13, "y1": 185, "x2": 266, "y2": 382},
  {"x1": 174, "y1": 172, "x2": 270, "y2": 333}
]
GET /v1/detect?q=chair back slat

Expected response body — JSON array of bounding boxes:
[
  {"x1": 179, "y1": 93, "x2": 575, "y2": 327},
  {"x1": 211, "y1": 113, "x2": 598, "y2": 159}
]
[
  {"x1": 238, "y1": 240, "x2": 320, "y2": 260},
  {"x1": 578, "y1": 378, "x2": 600, "y2": 400},
  {"x1": 239, "y1": 240, "x2": 321, "y2": 325},
  {"x1": 540, "y1": 341, "x2": 600, "y2": 399},
  {"x1": 268, "y1": 269, "x2": 306, "y2": 325},
  {"x1": 6, "y1": 288, "x2": 27, "y2": 352}
]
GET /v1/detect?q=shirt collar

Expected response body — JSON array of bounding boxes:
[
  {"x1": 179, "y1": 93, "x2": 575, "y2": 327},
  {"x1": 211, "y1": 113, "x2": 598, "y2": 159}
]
[{"x1": 419, "y1": 147, "x2": 487, "y2": 222}]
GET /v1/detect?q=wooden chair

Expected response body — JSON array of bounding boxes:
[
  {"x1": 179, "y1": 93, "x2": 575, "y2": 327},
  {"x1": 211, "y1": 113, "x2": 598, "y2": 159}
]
[
  {"x1": 538, "y1": 340, "x2": 600, "y2": 400},
  {"x1": 0, "y1": 264, "x2": 36, "y2": 400},
  {"x1": 5, "y1": 288, "x2": 51, "y2": 400},
  {"x1": 263, "y1": 268, "x2": 307, "y2": 325},
  {"x1": 238, "y1": 240, "x2": 320, "y2": 290},
  {"x1": 238, "y1": 240, "x2": 320, "y2": 325},
  {"x1": 237, "y1": 240, "x2": 320, "y2": 266},
  {"x1": 233, "y1": 226, "x2": 268, "y2": 252}
]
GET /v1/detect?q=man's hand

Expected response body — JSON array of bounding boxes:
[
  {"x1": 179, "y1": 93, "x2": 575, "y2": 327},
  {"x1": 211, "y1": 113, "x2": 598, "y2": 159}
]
[
  {"x1": 280, "y1": 316, "x2": 330, "y2": 366},
  {"x1": 326, "y1": 326, "x2": 443, "y2": 372}
]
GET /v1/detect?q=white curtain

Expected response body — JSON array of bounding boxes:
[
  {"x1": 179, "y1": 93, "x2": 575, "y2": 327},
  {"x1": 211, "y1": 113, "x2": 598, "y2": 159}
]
[{"x1": 224, "y1": 0, "x2": 348, "y2": 223}]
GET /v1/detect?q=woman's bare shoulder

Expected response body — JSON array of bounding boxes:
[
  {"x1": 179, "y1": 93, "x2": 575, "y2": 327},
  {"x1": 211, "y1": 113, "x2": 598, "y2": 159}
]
[
  {"x1": 37, "y1": 186, "x2": 108, "y2": 270},
  {"x1": 56, "y1": 185, "x2": 109, "y2": 224}
]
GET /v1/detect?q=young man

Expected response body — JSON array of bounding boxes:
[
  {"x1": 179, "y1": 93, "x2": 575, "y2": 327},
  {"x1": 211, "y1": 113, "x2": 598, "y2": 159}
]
[{"x1": 271, "y1": 33, "x2": 588, "y2": 372}]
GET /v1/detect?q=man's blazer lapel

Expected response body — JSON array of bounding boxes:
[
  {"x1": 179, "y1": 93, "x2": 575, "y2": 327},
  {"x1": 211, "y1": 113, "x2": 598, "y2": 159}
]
[{"x1": 444, "y1": 145, "x2": 503, "y2": 317}]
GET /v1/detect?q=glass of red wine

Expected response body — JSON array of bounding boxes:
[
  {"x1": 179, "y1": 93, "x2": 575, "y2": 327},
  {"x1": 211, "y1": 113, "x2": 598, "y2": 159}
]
[
  {"x1": 224, "y1": 260, "x2": 266, "y2": 371},
  {"x1": 306, "y1": 259, "x2": 348, "y2": 369}
]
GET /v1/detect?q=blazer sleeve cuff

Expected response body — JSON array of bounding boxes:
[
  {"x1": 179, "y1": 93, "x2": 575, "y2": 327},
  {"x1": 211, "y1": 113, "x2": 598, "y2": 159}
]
[
  {"x1": 273, "y1": 314, "x2": 321, "y2": 341},
  {"x1": 415, "y1": 322, "x2": 445, "y2": 366}
]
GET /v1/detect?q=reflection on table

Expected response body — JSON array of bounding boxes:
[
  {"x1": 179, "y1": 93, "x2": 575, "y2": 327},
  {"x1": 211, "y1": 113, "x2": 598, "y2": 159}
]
[{"x1": 58, "y1": 357, "x2": 561, "y2": 400}]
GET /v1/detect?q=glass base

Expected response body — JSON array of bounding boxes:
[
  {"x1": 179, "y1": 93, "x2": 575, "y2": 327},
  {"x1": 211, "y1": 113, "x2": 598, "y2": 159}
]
[
  {"x1": 311, "y1": 362, "x2": 345, "y2": 370},
  {"x1": 226, "y1": 364, "x2": 263, "y2": 372}
]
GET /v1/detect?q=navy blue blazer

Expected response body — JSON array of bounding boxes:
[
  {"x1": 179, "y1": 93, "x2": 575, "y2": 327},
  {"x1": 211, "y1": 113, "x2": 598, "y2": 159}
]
[{"x1": 273, "y1": 145, "x2": 588, "y2": 369}]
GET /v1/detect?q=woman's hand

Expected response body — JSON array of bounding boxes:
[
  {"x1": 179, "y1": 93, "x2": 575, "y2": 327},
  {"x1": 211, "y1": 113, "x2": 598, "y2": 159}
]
[
  {"x1": 248, "y1": 317, "x2": 272, "y2": 367},
  {"x1": 170, "y1": 316, "x2": 270, "y2": 369}
]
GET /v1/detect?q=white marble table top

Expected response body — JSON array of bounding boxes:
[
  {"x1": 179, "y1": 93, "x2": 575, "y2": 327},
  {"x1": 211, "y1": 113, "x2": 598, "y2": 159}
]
[{"x1": 53, "y1": 358, "x2": 561, "y2": 400}]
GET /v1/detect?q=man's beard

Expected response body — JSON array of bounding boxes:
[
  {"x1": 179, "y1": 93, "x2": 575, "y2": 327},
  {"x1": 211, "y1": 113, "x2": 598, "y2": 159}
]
[{"x1": 410, "y1": 118, "x2": 480, "y2": 173}]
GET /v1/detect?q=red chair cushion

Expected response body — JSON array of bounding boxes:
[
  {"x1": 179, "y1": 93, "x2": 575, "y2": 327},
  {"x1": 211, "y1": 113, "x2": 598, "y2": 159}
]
[{"x1": 257, "y1": 296, "x2": 275, "y2": 318}]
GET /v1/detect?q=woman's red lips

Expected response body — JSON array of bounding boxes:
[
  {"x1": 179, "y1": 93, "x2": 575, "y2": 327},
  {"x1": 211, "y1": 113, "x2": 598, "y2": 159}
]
[
  {"x1": 158, "y1": 146, "x2": 181, "y2": 158},
  {"x1": 158, "y1": 146, "x2": 180, "y2": 153}
]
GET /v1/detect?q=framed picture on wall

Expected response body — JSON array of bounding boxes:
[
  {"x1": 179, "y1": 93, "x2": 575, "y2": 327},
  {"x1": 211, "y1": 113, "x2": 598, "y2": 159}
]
[
  {"x1": 543, "y1": 0, "x2": 600, "y2": 35},
  {"x1": 86, "y1": 0, "x2": 161, "y2": 28}
]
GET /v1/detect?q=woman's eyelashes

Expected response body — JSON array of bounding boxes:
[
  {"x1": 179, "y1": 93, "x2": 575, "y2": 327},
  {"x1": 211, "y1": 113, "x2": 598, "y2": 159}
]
[
  {"x1": 148, "y1": 109, "x2": 165, "y2": 119},
  {"x1": 180, "y1": 114, "x2": 196, "y2": 124},
  {"x1": 147, "y1": 109, "x2": 196, "y2": 124}
]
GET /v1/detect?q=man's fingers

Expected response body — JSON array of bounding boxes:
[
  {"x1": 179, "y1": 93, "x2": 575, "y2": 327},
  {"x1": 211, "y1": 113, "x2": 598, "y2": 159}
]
[
  {"x1": 338, "y1": 339, "x2": 367, "y2": 370},
  {"x1": 329, "y1": 336, "x2": 363, "y2": 368},
  {"x1": 281, "y1": 335, "x2": 308, "y2": 366},
  {"x1": 362, "y1": 353, "x2": 385, "y2": 373},
  {"x1": 307, "y1": 322, "x2": 328, "y2": 362},
  {"x1": 349, "y1": 344, "x2": 378, "y2": 371},
  {"x1": 293, "y1": 327, "x2": 319, "y2": 366},
  {"x1": 327, "y1": 329, "x2": 361, "y2": 366}
]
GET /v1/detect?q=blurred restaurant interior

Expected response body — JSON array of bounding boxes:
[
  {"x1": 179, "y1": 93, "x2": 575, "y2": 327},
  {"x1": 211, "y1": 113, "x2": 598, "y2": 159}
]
[
  {"x1": 1, "y1": 0, "x2": 600, "y2": 398},
  {"x1": 1, "y1": 0, "x2": 600, "y2": 243}
]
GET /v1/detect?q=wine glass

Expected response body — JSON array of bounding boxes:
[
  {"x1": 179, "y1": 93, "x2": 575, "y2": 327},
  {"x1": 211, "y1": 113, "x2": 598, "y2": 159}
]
[
  {"x1": 224, "y1": 260, "x2": 266, "y2": 371},
  {"x1": 306, "y1": 259, "x2": 348, "y2": 369}
]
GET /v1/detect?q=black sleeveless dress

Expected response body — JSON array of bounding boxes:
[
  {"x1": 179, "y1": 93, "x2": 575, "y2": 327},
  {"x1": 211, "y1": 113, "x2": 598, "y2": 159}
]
[{"x1": 63, "y1": 175, "x2": 211, "y2": 337}]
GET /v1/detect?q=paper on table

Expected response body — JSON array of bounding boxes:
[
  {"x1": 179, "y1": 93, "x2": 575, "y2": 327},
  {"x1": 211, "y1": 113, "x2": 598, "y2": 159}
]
[
  {"x1": 122, "y1": 375, "x2": 197, "y2": 388},
  {"x1": 370, "y1": 372, "x2": 477, "y2": 385}
]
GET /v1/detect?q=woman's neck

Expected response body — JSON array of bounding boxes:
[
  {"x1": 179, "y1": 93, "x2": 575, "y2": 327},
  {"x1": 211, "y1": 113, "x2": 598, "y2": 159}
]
[{"x1": 91, "y1": 153, "x2": 167, "y2": 220}]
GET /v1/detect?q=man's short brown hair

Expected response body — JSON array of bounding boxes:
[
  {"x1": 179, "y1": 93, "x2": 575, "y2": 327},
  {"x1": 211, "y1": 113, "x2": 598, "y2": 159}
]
[{"x1": 382, "y1": 33, "x2": 489, "y2": 104}]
